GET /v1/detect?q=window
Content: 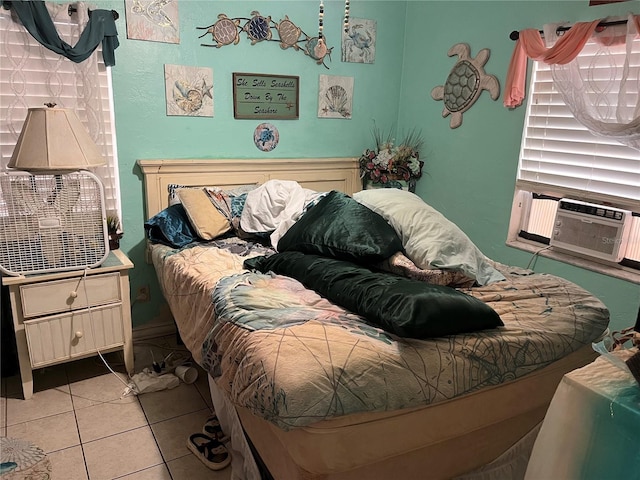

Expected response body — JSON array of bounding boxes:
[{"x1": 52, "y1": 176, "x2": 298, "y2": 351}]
[
  {"x1": 508, "y1": 33, "x2": 640, "y2": 275},
  {"x1": 0, "y1": 5, "x2": 120, "y2": 218}
]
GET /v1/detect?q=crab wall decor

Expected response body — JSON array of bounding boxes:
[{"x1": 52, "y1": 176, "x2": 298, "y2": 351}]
[
  {"x1": 198, "y1": 12, "x2": 333, "y2": 69},
  {"x1": 431, "y1": 43, "x2": 500, "y2": 129},
  {"x1": 342, "y1": 18, "x2": 376, "y2": 64}
]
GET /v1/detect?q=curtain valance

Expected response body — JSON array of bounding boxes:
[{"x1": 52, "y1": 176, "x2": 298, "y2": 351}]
[
  {"x1": 504, "y1": 14, "x2": 640, "y2": 150},
  {"x1": 504, "y1": 14, "x2": 640, "y2": 108},
  {"x1": 2, "y1": 0, "x2": 119, "y2": 66}
]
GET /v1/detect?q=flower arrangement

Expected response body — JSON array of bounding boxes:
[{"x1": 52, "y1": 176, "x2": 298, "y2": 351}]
[
  {"x1": 106, "y1": 213, "x2": 120, "y2": 234},
  {"x1": 359, "y1": 125, "x2": 424, "y2": 192}
]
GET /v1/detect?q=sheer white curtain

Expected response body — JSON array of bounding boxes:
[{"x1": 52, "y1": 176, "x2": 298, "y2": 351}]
[
  {"x1": 547, "y1": 14, "x2": 640, "y2": 150},
  {"x1": 0, "y1": 2, "x2": 120, "y2": 214}
]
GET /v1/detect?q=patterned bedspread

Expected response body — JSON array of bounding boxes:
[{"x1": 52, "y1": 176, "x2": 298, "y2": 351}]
[{"x1": 152, "y1": 241, "x2": 610, "y2": 430}]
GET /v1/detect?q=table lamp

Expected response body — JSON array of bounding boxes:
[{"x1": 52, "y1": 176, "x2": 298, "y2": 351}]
[{"x1": 8, "y1": 103, "x2": 105, "y2": 171}]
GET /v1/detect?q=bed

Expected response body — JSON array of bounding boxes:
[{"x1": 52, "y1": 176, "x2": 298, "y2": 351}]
[{"x1": 138, "y1": 157, "x2": 609, "y2": 480}]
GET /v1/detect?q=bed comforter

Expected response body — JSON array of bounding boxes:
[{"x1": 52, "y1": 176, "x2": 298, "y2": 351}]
[
  {"x1": 152, "y1": 239, "x2": 609, "y2": 431},
  {"x1": 150, "y1": 188, "x2": 609, "y2": 431}
]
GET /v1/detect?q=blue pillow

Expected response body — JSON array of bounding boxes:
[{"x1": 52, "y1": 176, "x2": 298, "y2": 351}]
[{"x1": 144, "y1": 204, "x2": 199, "y2": 248}]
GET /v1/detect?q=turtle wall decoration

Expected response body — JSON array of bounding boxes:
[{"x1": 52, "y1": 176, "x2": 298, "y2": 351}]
[
  {"x1": 197, "y1": 12, "x2": 333, "y2": 69},
  {"x1": 431, "y1": 43, "x2": 500, "y2": 129}
]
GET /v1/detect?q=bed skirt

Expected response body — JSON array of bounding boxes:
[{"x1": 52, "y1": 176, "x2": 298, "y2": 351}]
[{"x1": 209, "y1": 344, "x2": 596, "y2": 480}]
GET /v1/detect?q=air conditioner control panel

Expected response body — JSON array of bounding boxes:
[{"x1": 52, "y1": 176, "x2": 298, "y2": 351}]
[{"x1": 558, "y1": 200, "x2": 626, "y2": 221}]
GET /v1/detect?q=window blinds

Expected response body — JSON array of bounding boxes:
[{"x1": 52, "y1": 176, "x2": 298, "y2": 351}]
[
  {"x1": 517, "y1": 38, "x2": 640, "y2": 204},
  {"x1": 0, "y1": 7, "x2": 120, "y2": 216}
]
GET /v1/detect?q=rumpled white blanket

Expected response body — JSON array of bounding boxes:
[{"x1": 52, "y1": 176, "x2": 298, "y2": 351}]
[{"x1": 239, "y1": 179, "x2": 321, "y2": 250}]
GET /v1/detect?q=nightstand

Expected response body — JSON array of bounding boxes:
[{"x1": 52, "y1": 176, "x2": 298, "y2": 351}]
[
  {"x1": 2, "y1": 249, "x2": 134, "y2": 399},
  {"x1": 525, "y1": 349, "x2": 640, "y2": 479}
]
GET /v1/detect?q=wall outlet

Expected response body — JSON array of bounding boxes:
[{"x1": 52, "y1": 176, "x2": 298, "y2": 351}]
[{"x1": 136, "y1": 285, "x2": 150, "y2": 302}]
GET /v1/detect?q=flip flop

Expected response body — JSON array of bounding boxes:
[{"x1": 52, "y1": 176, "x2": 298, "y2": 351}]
[
  {"x1": 186, "y1": 433, "x2": 231, "y2": 471},
  {"x1": 203, "y1": 414, "x2": 229, "y2": 443}
]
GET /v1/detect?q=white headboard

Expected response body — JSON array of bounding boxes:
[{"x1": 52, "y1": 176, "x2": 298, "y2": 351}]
[{"x1": 137, "y1": 157, "x2": 361, "y2": 219}]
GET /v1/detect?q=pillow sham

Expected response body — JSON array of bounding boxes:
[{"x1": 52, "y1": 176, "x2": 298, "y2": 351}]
[
  {"x1": 353, "y1": 189, "x2": 505, "y2": 285},
  {"x1": 374, "y1": 252, "x2": 476, "y2": 288},
  {"x1": 168, "y1": 184, "x2": 196, "y2": 206},
  {"x1": 277, "y1": 190, "x2": 403, "y2": 263},
  {"x1": 177, "y1": 188, "x2": 231, "y2": 240},
  {"x1": 168, "y1": 183, "x2": 258, "y2": 207},
  {"x1": 205, "y1": 185, "x2": 260, "y2": 239},
  {"x1": 144, "y1": 204, "x2": 199, "y2": 248},
  {"x1": 205, "y1": 184, "x2": 259, "y2": 218}
]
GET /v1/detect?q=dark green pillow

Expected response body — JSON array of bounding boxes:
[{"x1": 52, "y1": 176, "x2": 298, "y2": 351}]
[
  {"x1": 245, "y1": 252, "x2": 504, "y2": 339},
  {"x1": 277, "y1": 191, "x2": 402, "y2": 263}
]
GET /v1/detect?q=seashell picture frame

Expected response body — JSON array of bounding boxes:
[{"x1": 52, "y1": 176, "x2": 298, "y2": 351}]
[
  {"x1": 164, "y1": 64, "x2": 213, "y2": 117},
  {"x1": 318, "y1": 74, "x2": 354, "y2": 119}
]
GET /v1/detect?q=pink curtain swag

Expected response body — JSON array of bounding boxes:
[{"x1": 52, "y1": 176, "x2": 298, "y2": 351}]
[
  {"x1": 504, "y1": 14, "x2": 640, "y2": 108},
  {"x1": 504, "y1": 14, "x2": 640, "y2": 150}
]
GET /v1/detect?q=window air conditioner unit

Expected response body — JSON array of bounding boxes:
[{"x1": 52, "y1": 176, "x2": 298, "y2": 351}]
[{"x1": 550, "y1": 199, "x2": 631, "y2": 263}]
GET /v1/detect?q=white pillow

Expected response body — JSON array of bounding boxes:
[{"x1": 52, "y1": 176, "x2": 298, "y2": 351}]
[
  {"x1": 353, "y1": 189, "x2": 505, "y2": 285},
  {"x1": 240, "y1": 180, "x2": 320, "y2": 249}
]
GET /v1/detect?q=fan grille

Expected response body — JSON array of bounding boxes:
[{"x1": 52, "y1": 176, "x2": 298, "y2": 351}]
[{"x1": 0, "y1": 171, "x2": 108, "y2": 276}]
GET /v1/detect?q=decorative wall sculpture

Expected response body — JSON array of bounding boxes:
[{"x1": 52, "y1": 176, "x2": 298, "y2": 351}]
[
  {"x1": 198, "y1": 11, "x2": 333, "y2": 68},
  {"x1": 431, "y1": 43, "x2": 500, "y2": 129}
]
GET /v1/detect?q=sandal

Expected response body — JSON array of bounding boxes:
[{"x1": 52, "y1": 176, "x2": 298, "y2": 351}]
[
  {"x1": 203, "y1": 414, "x2": 229, "y2": 443},
  {"x1": 186, "y1": 433, "x2": 231, "y2": 471}
]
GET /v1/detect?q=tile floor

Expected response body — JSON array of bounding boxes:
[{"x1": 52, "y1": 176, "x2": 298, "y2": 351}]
[{"x1": 1, "y1": 335, "x2": 232, "y2": 480}]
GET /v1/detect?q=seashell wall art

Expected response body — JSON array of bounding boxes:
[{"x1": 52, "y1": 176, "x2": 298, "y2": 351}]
[
  {"x1": 164, "y1": 64, "x2": 213, "y2": 117},
  {"x1": 318, "y1": 74, "x2": 354, "y2": 119}
]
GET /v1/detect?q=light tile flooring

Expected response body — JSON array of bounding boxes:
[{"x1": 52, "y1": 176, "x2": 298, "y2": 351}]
[{"x1": 1, "y1": 335, "x2": 232, "y2": 480}]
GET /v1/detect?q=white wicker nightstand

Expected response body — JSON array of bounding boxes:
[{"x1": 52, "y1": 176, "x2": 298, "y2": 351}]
[{"x1": 3, "y1": 249, "x2": 134, "y2": 399}]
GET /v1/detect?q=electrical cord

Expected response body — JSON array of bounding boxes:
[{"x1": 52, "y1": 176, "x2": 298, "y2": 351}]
[
  {"x1": 76, "y1": 271, "x2": 194, "y2": 397},
  {"x1": 77, "y1": 269, "x2": 131, "y2": 393},
  {"x1": 526, "y1": 245, "x2": 552, "y2": 270}
]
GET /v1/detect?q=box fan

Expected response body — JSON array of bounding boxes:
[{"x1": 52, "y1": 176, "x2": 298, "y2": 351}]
[{"x1": 0, "y1": 170, "x2": 108, "y2": 276}]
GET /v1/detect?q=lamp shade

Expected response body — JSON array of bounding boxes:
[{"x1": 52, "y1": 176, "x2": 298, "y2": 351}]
[{"x1": 8, "y1": 105, "x2": 106, "y2": 171}]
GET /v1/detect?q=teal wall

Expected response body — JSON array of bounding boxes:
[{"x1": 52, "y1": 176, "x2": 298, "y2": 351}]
[
  {"x1": 399, "y1": 1, "x2": 640, "y2": 332},
  {"x1": 96, "y1": 0, "x2": 637, "y2": 331},
  {"x1": 105, "y1": 0, "x2": 410, "y2": 327}
]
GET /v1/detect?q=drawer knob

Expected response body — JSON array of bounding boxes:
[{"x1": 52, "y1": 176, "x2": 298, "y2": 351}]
[{"x1": 75, "y1": 331, "x2": 84, "y2": 339}]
